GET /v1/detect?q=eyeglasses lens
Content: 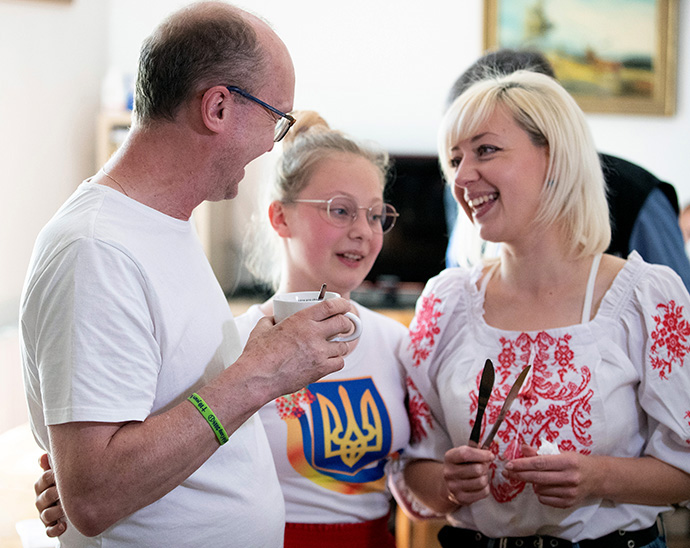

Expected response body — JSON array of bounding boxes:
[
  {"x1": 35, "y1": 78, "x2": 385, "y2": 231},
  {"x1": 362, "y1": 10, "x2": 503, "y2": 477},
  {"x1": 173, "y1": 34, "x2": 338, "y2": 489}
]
[
  {"x1": 325, "y1": 197, "x2": 355, "y2": 226},
  {"x1": 325, "y1": 198, "x2": 397, "y2": 234},
  {"x1": 381, "y1": 204, "x2": 398, "y2": 233},
  {"x1": 274, "y1": 118, "x2": 289, "y2": 142}
]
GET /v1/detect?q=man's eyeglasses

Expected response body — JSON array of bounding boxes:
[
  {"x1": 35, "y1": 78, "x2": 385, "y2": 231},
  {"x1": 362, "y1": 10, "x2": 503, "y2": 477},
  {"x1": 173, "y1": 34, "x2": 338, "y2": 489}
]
[
  {"x1": 226, "y1": 86, "x2": 296, "y2": 142},
  {"x1": 291, "y1": 195, "x2": 399, "y2": 234}
]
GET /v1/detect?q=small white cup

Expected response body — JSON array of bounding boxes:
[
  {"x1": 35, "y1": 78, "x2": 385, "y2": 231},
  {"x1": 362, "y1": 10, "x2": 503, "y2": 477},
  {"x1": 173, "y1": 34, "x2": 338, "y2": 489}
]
[{"x1": 273, "y1": 291, "x2": 362, "y2": 342}]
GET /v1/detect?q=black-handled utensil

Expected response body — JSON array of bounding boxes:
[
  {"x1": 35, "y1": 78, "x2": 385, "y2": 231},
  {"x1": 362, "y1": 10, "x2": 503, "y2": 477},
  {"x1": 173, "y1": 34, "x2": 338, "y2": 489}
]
[{"x1": 469, "y1": 359, "x2": 495, "y2": 446}]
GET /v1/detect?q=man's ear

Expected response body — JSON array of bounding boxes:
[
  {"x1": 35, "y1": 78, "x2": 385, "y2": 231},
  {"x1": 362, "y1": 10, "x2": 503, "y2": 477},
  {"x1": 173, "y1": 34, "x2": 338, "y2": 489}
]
[
  {"x1": 268, "y1": 200, "x2": 291, "y2": 237},
  {"x1": 200, "y1": 86, "x2": 234, "y2": 133}
]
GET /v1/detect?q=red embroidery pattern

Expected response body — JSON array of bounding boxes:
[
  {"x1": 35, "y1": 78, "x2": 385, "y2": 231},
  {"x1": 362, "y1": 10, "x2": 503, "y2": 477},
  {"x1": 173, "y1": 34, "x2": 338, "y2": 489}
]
[
  {"x1": 406, "y1": 377, "x2": 433, "y2": 444},
  {"x1": 407, "y1": 294, "x2": 443, "y2": 367},
  {"x1": 275, "y1": 388, "x2": 315, "y2": 420},
  {"x1": 485, "y1": 332, "x2": 593, "y2": 503},
  {"x1": 650, "y1": 300, "x2": 690, "y2": 380},
  {"x1": 685, "y1": 411, "x2": 690, "y2": 445}
]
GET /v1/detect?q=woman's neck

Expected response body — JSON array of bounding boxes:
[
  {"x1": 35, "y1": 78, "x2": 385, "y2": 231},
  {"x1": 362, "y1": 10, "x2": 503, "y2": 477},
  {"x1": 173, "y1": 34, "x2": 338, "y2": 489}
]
[{"x1": 494, "y1": 228, "x2": 582, "y2": 293}]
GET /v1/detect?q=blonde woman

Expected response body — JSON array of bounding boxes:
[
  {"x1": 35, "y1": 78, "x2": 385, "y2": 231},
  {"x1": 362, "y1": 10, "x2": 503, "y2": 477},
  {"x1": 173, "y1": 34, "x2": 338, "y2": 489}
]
[{"x1": 394, "y1": 71, "x2": 690, "y2": 548}]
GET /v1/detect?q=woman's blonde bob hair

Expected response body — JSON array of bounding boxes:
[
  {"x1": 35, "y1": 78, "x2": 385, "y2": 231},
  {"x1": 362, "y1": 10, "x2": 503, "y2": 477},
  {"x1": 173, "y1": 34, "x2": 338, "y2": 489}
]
[{"x1": 439, "y1": 70, "x2": 610, "y2": 261}]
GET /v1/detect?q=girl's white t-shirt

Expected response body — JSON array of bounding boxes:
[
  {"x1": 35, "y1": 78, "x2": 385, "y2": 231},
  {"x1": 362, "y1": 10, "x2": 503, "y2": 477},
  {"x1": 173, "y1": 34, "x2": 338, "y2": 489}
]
[{"x1": 236, "y1": 302, "x2": 410, "y2": 524}]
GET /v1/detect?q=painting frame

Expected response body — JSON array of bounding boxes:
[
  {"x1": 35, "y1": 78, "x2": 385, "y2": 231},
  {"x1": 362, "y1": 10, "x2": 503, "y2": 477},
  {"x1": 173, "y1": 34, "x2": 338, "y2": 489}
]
[{"x1": 483, "y1": 0, "x2": 678, "y2": 116}]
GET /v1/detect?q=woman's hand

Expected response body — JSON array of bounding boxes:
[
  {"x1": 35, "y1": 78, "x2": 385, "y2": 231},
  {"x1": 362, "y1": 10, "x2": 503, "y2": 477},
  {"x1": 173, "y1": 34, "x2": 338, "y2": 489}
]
[
  {"x1": 443, "y1": 444, "x2": 495, "y2": 506},
  {"x1": 34, "y1": 453, "x2": 67, "y2": 537},
  {"x1": 403, "y1": 446, "x2": 494, "y2": 514},
  {"x1": 502, "y1": 444, "x2": 601, "y2": 508},
  {"x1": 505, "y1": 444, "x2": 690, "y2": 508}
]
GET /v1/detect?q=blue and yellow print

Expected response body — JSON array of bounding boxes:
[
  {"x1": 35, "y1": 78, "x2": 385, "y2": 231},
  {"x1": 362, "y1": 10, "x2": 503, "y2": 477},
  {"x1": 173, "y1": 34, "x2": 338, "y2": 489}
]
[{"x1": 281, "y1": 377, "x2": 394, "y2": 494}]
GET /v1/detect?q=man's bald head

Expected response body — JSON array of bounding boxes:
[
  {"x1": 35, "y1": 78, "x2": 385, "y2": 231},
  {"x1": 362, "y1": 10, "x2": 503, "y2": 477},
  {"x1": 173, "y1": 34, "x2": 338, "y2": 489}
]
[{"x1": 133, "y1": 1, "x2": 289, "y2": 125}]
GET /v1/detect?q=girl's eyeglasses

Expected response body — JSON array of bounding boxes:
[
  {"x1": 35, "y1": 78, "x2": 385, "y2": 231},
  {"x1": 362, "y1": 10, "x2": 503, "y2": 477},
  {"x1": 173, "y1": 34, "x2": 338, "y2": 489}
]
[{"x1": 290, "y1": 195, "x2": 399, "y2": 234}]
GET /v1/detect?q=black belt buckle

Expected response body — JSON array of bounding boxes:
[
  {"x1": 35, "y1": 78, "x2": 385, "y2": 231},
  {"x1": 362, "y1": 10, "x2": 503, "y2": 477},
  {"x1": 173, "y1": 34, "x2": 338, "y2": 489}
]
[{"x1": 501, "y1": 537, "x2": 568, "y2": 548}]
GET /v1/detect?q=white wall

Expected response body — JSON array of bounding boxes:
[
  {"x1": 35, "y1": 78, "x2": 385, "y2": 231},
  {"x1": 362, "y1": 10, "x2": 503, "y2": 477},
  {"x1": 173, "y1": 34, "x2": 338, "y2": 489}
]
[
  {"x1": 108, "y1": 0, "x2": 688, "y2": 192},
  {"x1": 0, "y1": 0, "x2": 108, "y2": 327},
  {"x1": 104, "y1": 0, "x2": 483, "y2": 154},
  {"x1": 0, "y1": 0, "x2": 108, "y2": 432},
  {"x1": 1, "y1": 0, "x2": 689, "y2": 326}
]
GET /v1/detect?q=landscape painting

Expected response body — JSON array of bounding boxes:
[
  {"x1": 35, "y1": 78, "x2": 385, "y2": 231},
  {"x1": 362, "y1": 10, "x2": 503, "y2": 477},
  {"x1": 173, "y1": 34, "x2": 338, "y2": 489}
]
[{"x1": 483, "y1": 0, "x2": 677, "y2": 115}]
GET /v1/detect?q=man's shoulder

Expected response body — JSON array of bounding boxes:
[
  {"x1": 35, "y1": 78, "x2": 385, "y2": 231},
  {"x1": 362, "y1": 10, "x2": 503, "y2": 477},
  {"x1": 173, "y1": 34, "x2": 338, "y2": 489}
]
[{"x1": 31, "y1": 185, "x2": 103, "y2": 259}]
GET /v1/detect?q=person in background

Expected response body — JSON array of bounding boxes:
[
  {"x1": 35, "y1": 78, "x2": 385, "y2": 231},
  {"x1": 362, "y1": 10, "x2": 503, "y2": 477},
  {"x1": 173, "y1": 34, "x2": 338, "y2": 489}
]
[
  {"x1": 443, "y1": 49, "x2": 690, "y2": 291},
  {"x1": 21, "y1": 3, "x2": 354, "y2": 547},
  {"x1": 393, "y1": 70, "x2": 690, "y2": 548},
  {"x1": 35, "y1": 111, "x2": 411, "y2": 547}
]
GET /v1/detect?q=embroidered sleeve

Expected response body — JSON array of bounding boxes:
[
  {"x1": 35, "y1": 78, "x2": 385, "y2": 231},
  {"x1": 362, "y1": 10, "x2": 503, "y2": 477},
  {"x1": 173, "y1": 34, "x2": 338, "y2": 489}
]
[
  {"x1": 400, "y1": 268, "x2": 469, "y2": 374},
  {"x1": 389, "y1": 270, "x2": 469, "y2": 516},
  {"x1": 387, "y1": 375, "x2": 451, "y2": 520},
  {"x1": 397, "y1": 269, "x2": 468, "y2": 452},
  {"x1": 631, "y1": 264, "x2": 690, "y2": 475}
]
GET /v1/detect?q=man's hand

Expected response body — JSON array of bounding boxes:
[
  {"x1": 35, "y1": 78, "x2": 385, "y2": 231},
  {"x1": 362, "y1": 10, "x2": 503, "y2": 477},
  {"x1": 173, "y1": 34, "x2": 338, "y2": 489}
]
[
  {"x1": 34, "y1": 453, "x2": 67, "y2": 537},
  {"x1": 239, "y1": 296, "x2": 352, "y2": 400}
]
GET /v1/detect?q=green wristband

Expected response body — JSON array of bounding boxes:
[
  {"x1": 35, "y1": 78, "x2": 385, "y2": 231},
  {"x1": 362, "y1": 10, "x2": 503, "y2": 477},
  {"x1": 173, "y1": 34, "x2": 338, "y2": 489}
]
[{"x1": 188, "y1": 393, "x2": 229, "y2": 445}]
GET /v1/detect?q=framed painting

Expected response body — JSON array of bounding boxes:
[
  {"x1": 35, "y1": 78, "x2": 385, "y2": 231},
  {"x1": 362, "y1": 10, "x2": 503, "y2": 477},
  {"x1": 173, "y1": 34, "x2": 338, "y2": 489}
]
[{"x1": 483, "y1": 0, "x2": 678, "y2": 115}]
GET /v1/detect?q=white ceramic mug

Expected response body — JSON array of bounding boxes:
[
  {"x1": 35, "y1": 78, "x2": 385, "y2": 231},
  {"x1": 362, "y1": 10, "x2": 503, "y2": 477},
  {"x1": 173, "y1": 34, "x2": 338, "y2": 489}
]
[{"x1": 273, "y1": 291, "x2": 362, "y2": 342}]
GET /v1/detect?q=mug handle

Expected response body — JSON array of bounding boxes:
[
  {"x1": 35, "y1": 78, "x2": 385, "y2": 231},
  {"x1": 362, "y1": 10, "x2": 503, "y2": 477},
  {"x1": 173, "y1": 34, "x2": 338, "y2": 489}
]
[{"x1": 332, "y1": 312, "x2": 362, "y2": 342}]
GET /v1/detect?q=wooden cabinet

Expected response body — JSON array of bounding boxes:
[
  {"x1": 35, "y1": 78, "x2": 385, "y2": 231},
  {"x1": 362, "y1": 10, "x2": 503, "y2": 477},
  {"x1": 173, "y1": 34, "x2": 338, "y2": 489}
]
[{"x1": 395, "y1": 509, "x2": 445, "y2": 548}]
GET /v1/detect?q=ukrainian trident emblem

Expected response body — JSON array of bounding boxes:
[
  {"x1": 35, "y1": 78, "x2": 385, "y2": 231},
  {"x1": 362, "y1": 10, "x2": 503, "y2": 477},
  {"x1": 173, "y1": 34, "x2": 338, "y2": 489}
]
[{"x1": 286, "y1": 378, "x2": 392, "y2": 483}]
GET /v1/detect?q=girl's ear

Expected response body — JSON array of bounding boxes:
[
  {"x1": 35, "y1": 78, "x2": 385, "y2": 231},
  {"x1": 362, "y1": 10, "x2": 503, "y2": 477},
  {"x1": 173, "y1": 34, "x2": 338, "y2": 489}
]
[{"x1": 268, "y1": 200, "x2": 291, "y2": 237}]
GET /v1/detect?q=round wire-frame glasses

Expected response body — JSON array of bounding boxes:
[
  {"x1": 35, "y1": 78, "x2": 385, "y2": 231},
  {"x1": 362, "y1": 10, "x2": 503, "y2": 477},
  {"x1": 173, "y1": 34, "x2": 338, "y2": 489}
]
[{"x1": 291, "y1": 195, "x2": 399, "y2": 234}]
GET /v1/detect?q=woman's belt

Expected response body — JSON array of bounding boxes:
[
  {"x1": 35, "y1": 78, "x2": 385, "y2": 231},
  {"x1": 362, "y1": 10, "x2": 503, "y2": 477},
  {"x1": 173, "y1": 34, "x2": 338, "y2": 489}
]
[{"x1": 437, "y1": 523, "x2": 659, "y2": 548}]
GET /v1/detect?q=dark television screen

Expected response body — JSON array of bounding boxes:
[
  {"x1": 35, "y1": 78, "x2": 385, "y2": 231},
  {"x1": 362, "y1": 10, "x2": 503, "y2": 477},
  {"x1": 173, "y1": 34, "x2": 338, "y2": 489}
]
[{"x1": 365, "y1": 155, "x2": 449, "y2": 286}]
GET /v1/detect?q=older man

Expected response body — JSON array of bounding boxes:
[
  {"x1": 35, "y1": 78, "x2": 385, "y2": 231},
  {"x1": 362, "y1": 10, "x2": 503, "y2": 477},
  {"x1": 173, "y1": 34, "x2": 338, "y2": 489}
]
[{"x1": 20, "y1": 3, "x2": 352, "y2": 546}]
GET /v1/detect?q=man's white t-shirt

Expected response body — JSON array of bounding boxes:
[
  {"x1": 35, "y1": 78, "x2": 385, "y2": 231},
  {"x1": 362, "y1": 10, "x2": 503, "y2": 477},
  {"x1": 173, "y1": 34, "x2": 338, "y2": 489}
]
[{"x1": 20, "y1": 182, "x2": 284, "y2": 547}]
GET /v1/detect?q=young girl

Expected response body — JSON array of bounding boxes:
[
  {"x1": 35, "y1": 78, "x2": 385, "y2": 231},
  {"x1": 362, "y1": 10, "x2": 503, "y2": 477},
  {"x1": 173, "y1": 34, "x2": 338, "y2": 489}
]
[
  {"x1": 34, "y1": 112, "x2": 410, "y2": 548},
  {"x1": 238, "y1": 111, "x2": 408, "y2": 547}
]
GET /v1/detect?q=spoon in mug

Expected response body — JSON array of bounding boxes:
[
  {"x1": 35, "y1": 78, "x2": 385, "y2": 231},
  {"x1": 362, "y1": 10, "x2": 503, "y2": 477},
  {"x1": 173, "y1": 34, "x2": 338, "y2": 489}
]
[{"x1": 317, "y1": 283, "x2": 327, "y2": 300}]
